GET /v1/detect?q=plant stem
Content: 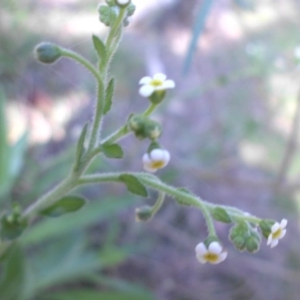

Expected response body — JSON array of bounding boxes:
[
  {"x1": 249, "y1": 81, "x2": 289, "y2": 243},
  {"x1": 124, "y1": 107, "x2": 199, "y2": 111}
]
[{"x1": 60, "y1": 49, "x2": 102, "y2": 83}]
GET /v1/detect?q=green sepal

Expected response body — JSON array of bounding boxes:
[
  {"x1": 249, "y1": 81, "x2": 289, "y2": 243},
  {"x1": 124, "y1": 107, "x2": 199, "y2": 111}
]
[
  {"x1": 104, "y1": 78, "x2": 115, "y2": 115},
  {"x1": 34, "y1": 42, "x2": 62, "y2": 64},
  {"x1": 0, "y1": 214, "x2": 28, "y2": 241},
  {"x1": 102, "y1": 143, "x2": 124, "y2": 159},
  {"x1": 92, "y1": 35, "x2": 107, "y2": 63},
  {"x1": 211, "y1": 207, "x2": 232, "y2": 223},
  {"x1": 40, "y1": 195, "x2": 87, "y2": 217},
  {"x1": 149, "y1": 90, "x2": 166, "y2": 104},
  {"x1": 119, "y1": 174, "x2": 148, "y2": 197},
  {"x1": 73, "y1": 123, "x2": 88, "y2": 171}
]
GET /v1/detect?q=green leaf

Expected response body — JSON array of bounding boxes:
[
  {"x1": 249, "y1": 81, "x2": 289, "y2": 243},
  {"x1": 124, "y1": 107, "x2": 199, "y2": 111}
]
[
  {"x1": 104, "y1": 78, "x2": 115, "y2": 115},
  {"x1": 40, "y1": 195, "x2": 87, "y2": 217},
  {"x1": 0, "y1": 244, "x2": 26, "y2": 300},
  {"x1": 0, "y1": 89, "x2": 10, "y2": 200},
  {"x1": 102, "y1": 143, "x2": 123, "y2": 159},
  {"x1": 9, "y1": 131, "x2": 28, "y2": 178},
  {"x1": 119, "y1": 174, "x2": 148, "y2": 197},
  {"x1": 22, "y1": 196, "x2": 136, "y2": 245},
  {"x1": 0, "y1": 215, "x2": 28, "y2": 241},
  {"x1": 40, "y1": 290, "x2": 154, "y2": 300},
  {"x1": 92, "y1": 35, "x2": 106, "y2": 61},
  {"x1": 73, "y1": 123, "x2": 88, "y2": 171}
]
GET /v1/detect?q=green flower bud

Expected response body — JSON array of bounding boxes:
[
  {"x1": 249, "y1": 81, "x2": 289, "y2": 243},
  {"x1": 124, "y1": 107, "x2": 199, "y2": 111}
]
[
  {"x1": 259, "y1": 219, "x2": 274, "y2": 239},
  {"x1": 135, "y1": 205, "x2": 153, "y2": 222},
  {"x1": 211, "y1": 207, "x2": 232, "y2": 223},
  {"x1": 245, "y1": 234, "x2": 260, "y2": 253},
  {"x1": 230, "y1": 235, "x2": 246, "y2": 251},
  {"x1": 144, "y1": 121, "x2": 162, "y2": 140},
  {"x1": 128, "y1": 115, "x2": 162, "y2": 140},
  {"x1": 35, "y1": 42, "x2": 62, "y2": 64}
]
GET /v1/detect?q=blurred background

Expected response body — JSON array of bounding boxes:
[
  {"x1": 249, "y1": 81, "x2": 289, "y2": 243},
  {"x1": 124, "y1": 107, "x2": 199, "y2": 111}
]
[{"x1": 1, "y1": 0, "x2": 300, "y2": 299}]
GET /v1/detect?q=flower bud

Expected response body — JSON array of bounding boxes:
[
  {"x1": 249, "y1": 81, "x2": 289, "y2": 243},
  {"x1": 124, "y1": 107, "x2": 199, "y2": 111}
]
[
  {"x1": 135, "y1": 205, "x2": 153, "y2": 222},
  {"x1": 245, "y1": 234, "x2": 260, "y2": 253},
  {"x1": 35, "y1": 42, "x2": 62, "y2": 64}
]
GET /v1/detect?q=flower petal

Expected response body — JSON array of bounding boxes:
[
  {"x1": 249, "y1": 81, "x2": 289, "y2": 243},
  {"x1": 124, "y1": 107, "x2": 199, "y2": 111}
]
[
  {"x1": 143, "y1": 164, "x2": 157, "y2": 172},
  {"x1": 280, "y1": 219, "x2": 287, "y2": 228},
  {"x1": 142, "y1": 153, "x2": 151, "y2": 164},
  {"x1": 150, "y1": 149, "x2": 165, "y2": 161},
  {"x1": 139, "y1": 85, "x2": 155, "y2": 97},
  {"x1": 139, "y1": 76, "x2": 152, "y2": 85},
  {"x1": 267, "y1": 234, "x2": 273, "y2": 245},
  {"x1": 208, "y1": 242, "x2": 222, "y2": 254},
  {"x1": 278, "y1": 229, "x2": 286, "y2": 239},
  {"x1": 162, "y1": 79, "x2": 175, "y2": 89},
  {"x1": 270, "y1": 239, "x2": 279, "y2": 248},
  {"x1": 271, "y1": 223, "x2": 280, "y2": 233},
  {"x1": 195, "y1": 242, "x2": 207, "y2": 255},
  {"x1": 153, "y1": 73, "x2": 166, "y2": 81},
  {"x1": 196, "y1": 254, "x2": 207, "y2": 264}
]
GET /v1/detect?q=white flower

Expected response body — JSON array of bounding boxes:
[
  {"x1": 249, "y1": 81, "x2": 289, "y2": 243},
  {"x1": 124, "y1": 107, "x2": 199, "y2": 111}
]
[
  {"x1": 267, "y1": 219, "x2": 287, "y2": 248},
  {"x1": 116, "y1": 0, "x2": 130, "y2": 5},
  {"x1": 142, "y1": 149, "x2": 170, "y2": 172},
  {"x1": 195, "y1": 241, "x2": 227, "y2": 264},
  {"x1": 139, "y1": 73, "x2": 175, "y2": 97}
]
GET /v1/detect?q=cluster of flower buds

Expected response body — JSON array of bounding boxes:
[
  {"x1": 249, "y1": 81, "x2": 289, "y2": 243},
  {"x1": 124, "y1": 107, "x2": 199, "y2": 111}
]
[
  {"x1": 194, "y1": 217, "x2": 287, "y2": 265},
  {"x1": 99, "y1": 0, "x2": 135, "y2": 27}
]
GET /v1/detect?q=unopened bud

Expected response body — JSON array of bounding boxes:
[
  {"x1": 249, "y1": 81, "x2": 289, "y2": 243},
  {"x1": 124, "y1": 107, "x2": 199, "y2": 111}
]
[
  {"x1": 135, "y1": 205, "x2": 152, "y2": 222},
  {"x1": 35, "y1": 42, "x2": 62, "y2": 64}
]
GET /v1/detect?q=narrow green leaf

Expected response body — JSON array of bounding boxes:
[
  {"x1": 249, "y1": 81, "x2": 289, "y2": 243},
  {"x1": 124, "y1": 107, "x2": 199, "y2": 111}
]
[
  {"x1": 102, "y1": 143, "x2": 123, "y2": 159},
  {"x1": 9, "y1": 132, "x2": 28, "y2": 178},
  {"x1": 0, "y1": 215, "x2": 28, "y2": 241},
  {"x1": 0, "y1": 89, "x2": 10, "y2": 200},
  {"x1": 92, "y1": 35, "x2": 106, "y2": 60},
  {"x1": 40, "y1": 290, "x2": 153, "y2": 300},
  {"x1": 104, "y1": 78, "x2": 115, "y2": 115},
  {"x1": 73, "y1": 123, "x2": 88, "y2": 171},
  {"x1": 119, "y1": 174, "x2": 148, "y2": 197},
  {"x1": 40, "y1": 195, "x2": 87, "y2": 217},
  {"x1": 0, "y1": 244, "x2": 26, "y2": 300}
]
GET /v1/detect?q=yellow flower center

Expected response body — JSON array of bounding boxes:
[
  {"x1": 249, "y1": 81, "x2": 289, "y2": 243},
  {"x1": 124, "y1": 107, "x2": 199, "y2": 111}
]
[
  {"x1": 204, "y1": 252, "x2": 219, "y2": 263},
  {"x1": 150, "y1": 160, "x2": 165, "y2": 169},
  {"x1": 151, "y1": 79, "x2": 163, "y2": 87},
  {"x1": 272, "y1": 228, "x2": 282, "y2": 239}
]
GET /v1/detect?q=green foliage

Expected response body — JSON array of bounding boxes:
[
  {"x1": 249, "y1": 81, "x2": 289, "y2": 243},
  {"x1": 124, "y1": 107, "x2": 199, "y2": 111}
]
[
  {"x1": 73, "y1": 123, "x2": 89, "y2": 171},
  {"x1": 0, "y1": 244, "x2": 26, "y2": 300},
  {"x1": 40, "y1": 195, "x2": 87, "y2": 217},
  {"x1": 92, "y1": 35, "x2": 107, "y2": 61},
  {"x1": 104, "y1": 78, "x2": 115, "y2": 115},
  {"x1": 0, "y1": 90, "x2": 28, "y2": 203},
  {"x1": 119, "y1": 174, "x2": 148, "y2": 197},
  {"x1": 102, "y1": 143, "x2": 124, "y2": 159}
]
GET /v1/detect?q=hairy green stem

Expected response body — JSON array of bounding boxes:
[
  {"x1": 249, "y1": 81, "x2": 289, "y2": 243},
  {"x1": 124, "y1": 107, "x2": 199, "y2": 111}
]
[{"x1": 60, "y1": 49, "x2": 102, "y2": 83}]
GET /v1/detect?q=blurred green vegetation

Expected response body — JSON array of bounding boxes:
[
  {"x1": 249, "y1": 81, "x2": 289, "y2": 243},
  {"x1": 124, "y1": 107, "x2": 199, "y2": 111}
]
[{"x1": 1, "y1": 0, "x2": 300, "y2": 299}]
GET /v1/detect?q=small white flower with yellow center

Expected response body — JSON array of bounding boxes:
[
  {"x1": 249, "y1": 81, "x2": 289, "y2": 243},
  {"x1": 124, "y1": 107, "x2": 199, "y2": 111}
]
[
  {"x1": 195, "y1": 241, "x2": 227, "y2": 264},
  {"x1": 142, "y1": 149, "x2": 170, "y2": 172},
  {"x1": 267, "y1": 219, "x2": 287, "y2": 248},
  {"x1": 139, "y1": 73, "x2": 175, "y2": 97}
]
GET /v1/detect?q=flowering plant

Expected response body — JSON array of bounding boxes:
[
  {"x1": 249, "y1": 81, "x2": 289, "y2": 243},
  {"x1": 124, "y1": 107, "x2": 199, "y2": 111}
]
[{"x1": 0, "y1": 0, "x2": 287, "y2": 268}]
